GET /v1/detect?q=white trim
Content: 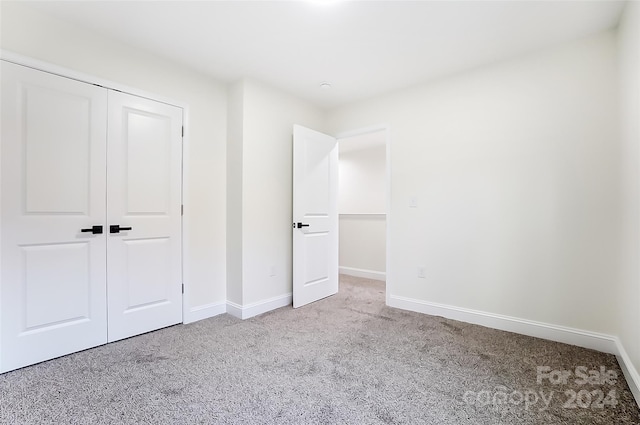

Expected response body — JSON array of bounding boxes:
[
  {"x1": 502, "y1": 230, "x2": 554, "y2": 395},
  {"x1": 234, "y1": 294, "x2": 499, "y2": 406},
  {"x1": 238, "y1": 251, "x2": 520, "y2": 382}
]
[
  {"x1": 183, "y1": 301, "x2": 227, "y2": 324},
  {"x1": 384, "y1": 127, "x2": 391, "y2": 306},
  {"x1": 181, "y1": 107, "x2": 190, "y2": 324},
  {"x1": 335, "y1": 124, "x2": 390, "y2": 140},
  {"x1": 0, "y1": 50, "x2": 184, "y2": 108},
  {"x1": 226, "y1": 293, "x2": 292, "y2": 320},
  {"x1": 388, "y1": 295, "x2": 617, "y2": 354},
  {"x1": 226, "y1": 301, "x2": 243, "y2": 319},
  {"x1": 339, "y1": 213, "x2": 386, "y2": 217},
  {"x1": 339, "y1": 267, "x2": 386, "y2": 281},
  {"x1": 615, "y1": 338, "x2": 640, "y2": 407}
]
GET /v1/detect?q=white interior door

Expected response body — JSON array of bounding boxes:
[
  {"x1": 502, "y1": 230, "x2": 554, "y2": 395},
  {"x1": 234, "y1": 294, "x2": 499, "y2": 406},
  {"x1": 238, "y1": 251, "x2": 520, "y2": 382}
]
[
  {"x1": 292, "y1": 125, "x2": 339, "y2": 308},
  {"x1": 0, "y1": 61, "x2": 108, "y2": 372},
  {"x1": 106, "y1": 90, "x2": 183, "y2": 342}
]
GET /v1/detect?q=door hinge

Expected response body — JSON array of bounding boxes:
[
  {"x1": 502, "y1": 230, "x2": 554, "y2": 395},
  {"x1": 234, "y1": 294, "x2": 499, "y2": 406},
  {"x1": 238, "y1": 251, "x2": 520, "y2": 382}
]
[
  {"x1": 182, "y1": 126, "x2": 184, "y2": 137},
  {"x1": 181, "y1": 205, "x2": 184, "y2": 216},
  {"x1": 182, "y1": 283, "x2": 184, "y2": 294}
]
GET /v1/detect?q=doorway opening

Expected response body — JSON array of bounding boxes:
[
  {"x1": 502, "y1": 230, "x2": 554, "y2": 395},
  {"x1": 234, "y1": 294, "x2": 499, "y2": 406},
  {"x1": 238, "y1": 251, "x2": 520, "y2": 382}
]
[{"x1": 337, "y1": 127, "x2": 390, "y2": 302}]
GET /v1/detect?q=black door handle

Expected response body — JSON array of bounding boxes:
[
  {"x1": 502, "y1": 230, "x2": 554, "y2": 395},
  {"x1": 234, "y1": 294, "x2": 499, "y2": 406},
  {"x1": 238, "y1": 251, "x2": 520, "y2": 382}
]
[
  {"x1": 110, "y1": 225, "x2": 133, "y2": 234},
  {"x1": 296, "y1": 223, "x2": 310, "y2": 229},
  {"x1": 80, "y1": 225, "x2": 103, "y2": 234}
]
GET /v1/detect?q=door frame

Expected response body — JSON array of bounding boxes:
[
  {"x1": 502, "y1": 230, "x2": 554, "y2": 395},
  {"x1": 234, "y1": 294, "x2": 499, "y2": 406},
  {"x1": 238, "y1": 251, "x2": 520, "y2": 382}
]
[
  {"x1": 335, "y1": 124, "x2": 391, "y2": 305},
  {"x1": 0, "y1": 50, "x2": 190, "y2": 330}
]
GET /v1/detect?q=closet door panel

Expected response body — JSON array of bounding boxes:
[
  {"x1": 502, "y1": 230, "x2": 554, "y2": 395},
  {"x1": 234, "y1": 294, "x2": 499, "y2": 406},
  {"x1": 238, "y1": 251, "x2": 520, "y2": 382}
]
[
  {"x1": 106, "y1": 90, "x2": 182, "y2": 343},
  {"x1": 0, "y1": 61, "x2": 108, "y2": 372}
]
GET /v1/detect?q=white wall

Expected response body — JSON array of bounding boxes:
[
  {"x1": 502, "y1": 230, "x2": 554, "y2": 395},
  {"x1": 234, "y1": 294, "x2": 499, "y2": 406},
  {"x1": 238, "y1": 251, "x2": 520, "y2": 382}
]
[
  {"x1": 339, "y1": 215, "x2": 386, "y2": 278},
  {"x1": 0, "y1": 2, "x2": 228, "y2": 319},
  {"x1": 339, "y1": 142, "x2": 386, "y2": 213},
  {"x1": 616, "y1": 0, "x2": 640, "y2": 397},
  {"x1": 327, "y1": 31, "x2": 619, "y2": 334},
  {"x1": 339, "y1": 139, "x2": 386, "y2": 278},
  {"x1": 228, "y1": 79, "x2": 326, "y2": 311}
]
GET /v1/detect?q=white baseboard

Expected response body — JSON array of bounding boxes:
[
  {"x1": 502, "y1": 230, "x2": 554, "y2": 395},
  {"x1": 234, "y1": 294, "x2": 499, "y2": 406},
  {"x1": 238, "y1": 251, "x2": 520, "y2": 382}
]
[
  {"x1": 183, "y1": 301, "x2": 227, "y2": 324},
  {"x1": 226, "y1": 293, "x2": 292, "y2": 320},
  {"x1": 615, "y1": 338, "x2": 640, "y2": 407},
  {"x1": 388, "y1": 295, "x2": 617, "y2": 354},
  {"x1": 339, "y1": 266, "x2": 386, "y2": 282},
  {"x1": 226, "y1": 301, "x2": 243, "y2": 319}
]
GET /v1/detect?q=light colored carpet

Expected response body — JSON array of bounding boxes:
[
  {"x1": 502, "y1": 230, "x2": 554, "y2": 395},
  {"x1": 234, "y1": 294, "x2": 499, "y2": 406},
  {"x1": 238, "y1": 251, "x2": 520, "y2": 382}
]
[{"x1": 0, "y1": 275, "x2": 638, "y2": 424}]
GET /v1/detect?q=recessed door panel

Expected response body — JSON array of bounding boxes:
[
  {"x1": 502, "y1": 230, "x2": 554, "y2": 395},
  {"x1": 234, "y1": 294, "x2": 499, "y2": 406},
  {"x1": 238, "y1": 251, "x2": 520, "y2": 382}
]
[
  {"x1": 23, "y1": 242, "x2": 91, "y2": 330},
  {"x1": 23, "y1": 85, "x2": 91, "y2": 215},
  {"x1": 124, "y1": 238, "x2": 171, "y2": 310},
  {"x1": 304, "y1": 144, "x2": 331, "y2": 216},
  {"x1": 1, "y1": 61, "x2": 108, "y2": 373},
  {"x1": 303, "y1": 233, "x2": 330, "y2": 286},
  {"x1": 125, "y1": 110, "x2": 171, "y2": 215}
]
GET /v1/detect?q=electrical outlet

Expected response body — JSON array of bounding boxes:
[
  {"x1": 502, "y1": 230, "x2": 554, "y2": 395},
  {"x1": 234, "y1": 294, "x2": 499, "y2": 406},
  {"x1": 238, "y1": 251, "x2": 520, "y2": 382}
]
[
  {"x1": 409, "y1": 197, "x2": 418, "y2": 208},
  {"x1": 417, "y1": 266, "x2": 426, "y2": 278},
  {"x1": 270, "y1": 265, "x2": 277, "y2": 277}
]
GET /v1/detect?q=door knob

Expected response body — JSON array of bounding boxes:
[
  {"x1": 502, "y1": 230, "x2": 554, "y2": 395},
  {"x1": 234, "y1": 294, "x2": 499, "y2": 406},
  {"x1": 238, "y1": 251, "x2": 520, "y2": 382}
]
[
  {"x1": 110, "y1": 225, "x2": 132, "y2": 234},
  {"x1": 296, "y1": 223, "x2": 310, "y2": 229},
  {"x1": 80, "y1": 225, "x2": 103, "y2": 234}
]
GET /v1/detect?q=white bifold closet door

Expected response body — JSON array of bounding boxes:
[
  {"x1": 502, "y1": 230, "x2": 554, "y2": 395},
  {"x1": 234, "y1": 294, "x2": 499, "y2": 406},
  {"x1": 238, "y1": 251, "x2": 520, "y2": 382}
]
[{"x1": 0, "y1": 61, "x2": 183, "y2": 373}]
